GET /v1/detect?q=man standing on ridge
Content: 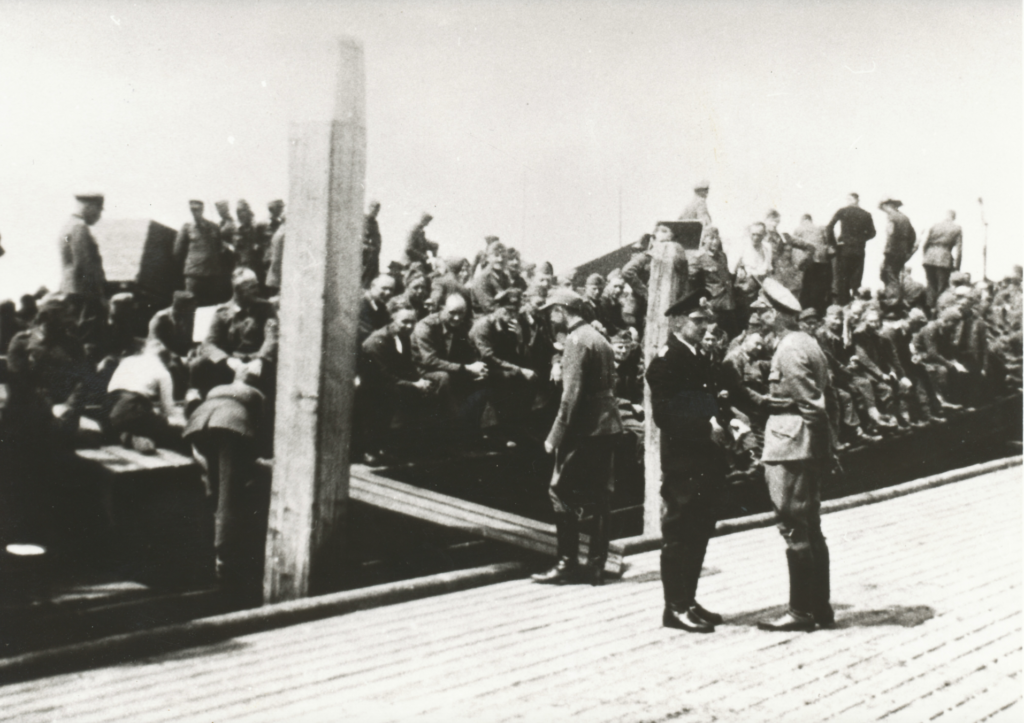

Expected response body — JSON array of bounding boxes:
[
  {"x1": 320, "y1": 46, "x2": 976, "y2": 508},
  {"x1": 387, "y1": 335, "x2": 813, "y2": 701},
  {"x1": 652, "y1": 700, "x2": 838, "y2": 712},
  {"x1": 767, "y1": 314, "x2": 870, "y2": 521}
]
[
  {"x1": 58, "y1": 192, "x2": 108, "y2": 344},
  {"x1": 826, "y1": 193, "x2": 876, "y2": 305},
  {"x1": 678, "y1": 179, "x2": 712, "y2": 228}
]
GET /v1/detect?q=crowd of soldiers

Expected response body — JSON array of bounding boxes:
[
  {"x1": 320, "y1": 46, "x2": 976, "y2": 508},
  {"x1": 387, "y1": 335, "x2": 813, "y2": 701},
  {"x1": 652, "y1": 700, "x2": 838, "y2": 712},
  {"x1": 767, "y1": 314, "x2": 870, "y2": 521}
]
[{"x1": 0, "y1": 183, "x2": 1020, "y2": 605}]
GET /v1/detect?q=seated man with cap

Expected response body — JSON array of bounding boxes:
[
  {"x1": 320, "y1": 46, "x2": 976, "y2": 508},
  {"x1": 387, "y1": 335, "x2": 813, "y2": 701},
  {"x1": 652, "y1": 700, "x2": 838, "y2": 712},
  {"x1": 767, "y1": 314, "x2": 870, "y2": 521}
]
[
  {"x1": 148, "y1": 290, "x2": 197, "y2": 399},
  {"x1": 645, "y1": 287, "x2": 731, "y2": 632},
  {"x1": 359, "y1": 297, "x2": 446, "y2": 462},
  {"x1": 532, "y1": 287, "x2": 623, "y2": 586},
  {"x1": 470, "y1": 240, "x2": 511, "y2": 315},
  {"x1": 189, "y1": 267, "x2": 278, "y2": 402},
  {"x1": 58, "y1": 192, "x2": 108, "y2": 346},
  {"x1": 469, "y1": 288, "x2": 537, "y2": 445},
  {"x1": 756, "y1": 278, "x2": 837, "y2": 632}
]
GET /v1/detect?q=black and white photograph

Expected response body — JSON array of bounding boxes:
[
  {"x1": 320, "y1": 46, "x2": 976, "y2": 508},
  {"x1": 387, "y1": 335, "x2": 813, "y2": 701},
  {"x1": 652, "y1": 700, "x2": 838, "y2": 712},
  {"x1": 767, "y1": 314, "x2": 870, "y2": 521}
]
[{"x1": 0, "y1": 1, "x2": 1020, "y2": 720}]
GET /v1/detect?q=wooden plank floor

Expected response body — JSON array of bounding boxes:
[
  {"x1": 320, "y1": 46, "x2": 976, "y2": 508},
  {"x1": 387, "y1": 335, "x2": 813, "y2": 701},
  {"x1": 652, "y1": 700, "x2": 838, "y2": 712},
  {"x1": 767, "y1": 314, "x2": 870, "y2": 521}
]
[{"x1": 2, "y1": 465, "x2": 1020, "y2": 722}]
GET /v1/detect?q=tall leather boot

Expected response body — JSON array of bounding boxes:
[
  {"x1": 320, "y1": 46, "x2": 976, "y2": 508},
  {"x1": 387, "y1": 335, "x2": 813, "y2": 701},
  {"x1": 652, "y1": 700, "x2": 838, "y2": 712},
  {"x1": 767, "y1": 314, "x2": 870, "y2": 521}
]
[
  {"x1": 811, "y1": 537, "x2": 834, "y2": 626},
  {"x1": 758, "y1": 549, "x2": 816, "y2": 631},
  {"x1": 532, "y1": 513, "x2": 580, "y2": 584},
  {"x1": 584, "y1": 512, "x2": 609, "y2": 586}
]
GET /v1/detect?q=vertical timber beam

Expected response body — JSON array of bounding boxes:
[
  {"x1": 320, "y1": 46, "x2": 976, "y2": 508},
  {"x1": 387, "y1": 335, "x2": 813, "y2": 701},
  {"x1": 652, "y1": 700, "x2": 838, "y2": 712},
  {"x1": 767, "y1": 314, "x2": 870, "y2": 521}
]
[
  {"x1": 641, "y1": 241, "x2": 689, "y2": 535},
  {"x1": 264, "y1": 38, "x2": 366, "y2": 602}
]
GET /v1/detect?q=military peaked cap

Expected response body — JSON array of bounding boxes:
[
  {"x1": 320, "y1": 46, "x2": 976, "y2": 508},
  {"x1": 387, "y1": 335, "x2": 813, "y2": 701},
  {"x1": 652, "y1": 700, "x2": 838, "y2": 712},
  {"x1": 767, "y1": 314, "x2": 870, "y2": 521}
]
[{"x1": 665, "y1": 287, "x2": 713, "y2": 318}]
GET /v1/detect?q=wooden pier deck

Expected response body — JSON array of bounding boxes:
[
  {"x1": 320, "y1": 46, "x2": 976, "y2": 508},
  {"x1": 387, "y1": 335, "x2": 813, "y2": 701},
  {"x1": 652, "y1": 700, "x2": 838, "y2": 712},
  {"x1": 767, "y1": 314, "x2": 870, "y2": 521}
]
[{"x1": 2, "y1": 464, "x2": 1019, "y2": 722}]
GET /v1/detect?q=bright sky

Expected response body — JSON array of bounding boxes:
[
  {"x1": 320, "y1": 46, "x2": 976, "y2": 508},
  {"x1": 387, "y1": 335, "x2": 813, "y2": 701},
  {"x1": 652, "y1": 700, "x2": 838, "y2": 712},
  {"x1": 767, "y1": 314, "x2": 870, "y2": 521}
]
[{"x1": 0, "y1": 0, "x2": 1019, "y2": 298}]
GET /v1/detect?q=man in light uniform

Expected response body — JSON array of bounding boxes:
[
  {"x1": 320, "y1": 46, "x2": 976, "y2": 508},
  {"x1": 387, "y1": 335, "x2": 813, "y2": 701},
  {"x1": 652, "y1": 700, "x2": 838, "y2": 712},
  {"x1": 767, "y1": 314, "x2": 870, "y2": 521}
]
[{"x1": 757, "y1": 278, "x2": 837, "y2": 632}]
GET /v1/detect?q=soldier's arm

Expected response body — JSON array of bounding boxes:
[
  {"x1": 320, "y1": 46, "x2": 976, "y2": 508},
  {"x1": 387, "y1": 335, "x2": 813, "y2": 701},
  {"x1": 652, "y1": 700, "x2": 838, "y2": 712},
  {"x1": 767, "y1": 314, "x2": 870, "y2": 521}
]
[
  {"x1": 257, "y1": 311, "x2": 278, "y2": 363},
  {"x1": 546, "y1": 336, "x2": 584, "y2": 450},
  {"x1": 363, "y1": 335, "x2": 417, "y2": 389},
  {"x1": 864, "y1": 213, "x2": 876, "y2": 241},
  {"x1": 952, "y1": 228, "x2": 963, "y2": 269},
  {"x1": 200, "y1": 308, "x2": 232, "y2": 364},
  {"x1": 411, "y1": 320, "x2": 462, "y2": 374},
  {"x1": 173, "y1": 225, "x2": 190, "y2": 267},
  {"x1": 825, "y1": 210, "x2": 842, "y2": 246}
]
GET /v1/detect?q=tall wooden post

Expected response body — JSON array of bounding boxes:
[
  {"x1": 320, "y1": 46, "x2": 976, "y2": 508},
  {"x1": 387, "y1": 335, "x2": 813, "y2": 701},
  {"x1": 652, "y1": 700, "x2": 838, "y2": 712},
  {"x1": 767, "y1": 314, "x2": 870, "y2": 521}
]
[
  {"x1": 263, "y1": 38, "x2": 366, "y2": 602},
  {"x1": 641, "y1": 241, "x2": 689, "y2": 534}
]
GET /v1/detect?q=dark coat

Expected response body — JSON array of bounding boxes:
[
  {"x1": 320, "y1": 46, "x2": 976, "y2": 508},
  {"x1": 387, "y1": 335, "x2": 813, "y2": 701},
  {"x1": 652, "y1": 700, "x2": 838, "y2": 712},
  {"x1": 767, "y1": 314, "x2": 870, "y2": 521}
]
[
  {"x1": 546, "y1": 321, "x2": 622, "y2": 450},
  {"x1": 411, "y1": 312, "x2": 477, "y2": 375},
  {"x1": 233, "y1": 223, "x2": 268, "y2": 282},
  {"x1": 358, "y1": 295, "x2": 391, "y2": 345},
  {"x1": 201, "y1": 299, "x2": 278, "y2": 364},
  {"x1": 469, "y1": 268, "x2": 510, "y2": 315},
  {"x1": 58, "y1": 215, "x2": 106, "y2": 299},
  {"x1": 361, "y1": 325, "x2": 421, "y2": 389},
  {"x1": 884, "y1": 210, "x2": 917, "y2": 262},
  {"x1": 175, "y1": 218, "x2": 228, "y2": 278},
  {"x1": 689, "y1": 250, "x2": 735, "y2": 311},
  {"x1": 148, "y1": 308, "x2": 194, "y2": 358},
  {"x1": 404, "y1": 225, "x2": 439, "y2": 265},
  {"x1": 826, "y1": 205, "x2": 877, "y2": 256},
  {"x1": 646, "y1": 333, "x2": 725, "y2": 473},
  {"x1": 183, "y1": 382, "x2": 264, "y2": 440},
  {"x1": 469, "y1": 313, "x2": 529, "y2": 378}
]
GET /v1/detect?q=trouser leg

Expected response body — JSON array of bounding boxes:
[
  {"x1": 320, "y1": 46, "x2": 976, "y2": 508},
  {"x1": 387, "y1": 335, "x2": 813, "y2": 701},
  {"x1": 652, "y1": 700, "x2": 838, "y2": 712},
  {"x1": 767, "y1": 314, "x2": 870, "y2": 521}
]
[
  {"x1": 765, "y1": 460, "x2": 825, "y2": 616},
  {"x1": 584, "y1": 494, "x2": 610, "y2": 574},
  {"x1": 880, "y1": 255, "x2": 904, "y2": 309},
  {"x1": 660, "y1": 469, "x2": 720, "y2": 606}
]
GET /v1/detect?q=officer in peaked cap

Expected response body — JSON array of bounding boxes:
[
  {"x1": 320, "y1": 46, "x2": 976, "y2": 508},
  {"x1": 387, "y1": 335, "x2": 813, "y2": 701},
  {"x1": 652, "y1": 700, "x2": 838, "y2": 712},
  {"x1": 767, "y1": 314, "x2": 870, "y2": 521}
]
[
  {"x1": 645, "y1": 287, "x2": 732, "y2": 633},
  {"x1": 756, "y1": 276, "x2": 838, "y2": 632}
]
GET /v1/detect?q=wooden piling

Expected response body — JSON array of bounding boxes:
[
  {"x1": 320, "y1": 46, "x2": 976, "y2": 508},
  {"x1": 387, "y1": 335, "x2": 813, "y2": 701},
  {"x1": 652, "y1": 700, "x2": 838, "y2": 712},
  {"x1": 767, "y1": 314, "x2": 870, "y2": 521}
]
[
  {"x1": 641, "y1": 241, "x2": 689, "y2": 534},
  {"x1": 263, "y1": 38, "x2": 366, "y2": 602}
]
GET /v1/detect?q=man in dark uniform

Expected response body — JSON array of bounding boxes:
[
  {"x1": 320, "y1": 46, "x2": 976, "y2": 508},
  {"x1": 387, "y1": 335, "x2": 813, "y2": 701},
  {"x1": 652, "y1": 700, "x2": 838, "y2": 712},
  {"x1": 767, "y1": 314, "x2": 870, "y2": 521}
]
[
  {"x1": 232, "y1": 200, "x2": 268, "y2": 287},
  {"x1": 174, "y1": 199, "x2": 231, "y2": 306},
  {"x1": 646, "y1": 288, "x2": 731, "y2": 632},
  {"x1": 826, "y1": 193, "x2": 877, "y2": 305},
  {"x1": 58, "y1": 192, "x2": 108, "y2": 345},
  {"x1": 757, "y1": 278, "x2": 837, "y2": 632},
  {"x1": 879, "y1": 198, "x2": 917, "y2": 312},
  {"x1": 532, "y1": 288, "x2": 623, "y2": 586},
  {"x1": 358, "y1": 274, "x2": 397, "y2": 345},
  {"x1": 404, "y1": 212, "x2": 439, "y2": 267},
  {"x1": 362, "y1": 200, "x2": 383, "y2": 288}
]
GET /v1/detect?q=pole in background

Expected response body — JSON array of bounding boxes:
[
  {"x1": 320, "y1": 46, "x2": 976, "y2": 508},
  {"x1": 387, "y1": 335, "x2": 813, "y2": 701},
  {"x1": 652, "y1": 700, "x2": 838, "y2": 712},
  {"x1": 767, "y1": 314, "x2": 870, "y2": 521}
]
[
  {"x1": 978, "y1": 197, "x2": 988, "y2": 282},
  {"x1": 618, "y1": 186, "x2": 623, "y2": 247}
]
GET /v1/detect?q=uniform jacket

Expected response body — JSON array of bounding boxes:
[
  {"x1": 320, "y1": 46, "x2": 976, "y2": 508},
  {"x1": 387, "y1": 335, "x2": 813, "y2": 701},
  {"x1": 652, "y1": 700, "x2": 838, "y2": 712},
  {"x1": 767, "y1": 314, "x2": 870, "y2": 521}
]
[
  {"x1": 58, "y1": 215, "x2": 107, "y2": 299},
  {"x1": 412, "y1": 312, "x2": 477, "y2": 375},
  {"x1": 148, "y1": 307, "x2": 194, "y2": 358},
  {"x1": 913, "y1": 321, "x2": 958, "y2": 370},
  {"x1": 852, "y1": 327, "x2": 905, "y2": 381},
  {"x1": 762, "y1": 330, "x2": 832, "y2": 462},
  {"x1": 361, "y1": 326, "x2": 421, "y2": 389},
  {"x1": 621, "y1": 251, "x2": 652, "y2": 300},
  {"x1": 791, "y1": 220, "x2": 832, "y2": 264},
  {"x1": 363, "y1": 215, "x2": 382, "y2": 257},
  {"x1": 922, "y1": 220, "x2": 963, "y2": 269},
  {"x1": 646, "y1": 333, "x2": 725, "y2": 471},
  {"x1": 175, "y1": 218, "x2": 228, "y2": 278},
  {"x1": 201, "y1": 298, "x2": 278, "y2": 364},
  {"x1": 884, "y1": 210, "x2": 917, "y2": 262},
  {"x1": 404, "y1": 226, "x2": 439, "y2": 265},
  {"x1": 826, "y1": 205, "x2": 877, "y2": 255},
  {"x1": 183, "y1": 381, "x2": 264, "y2": 440},
  {"x1": 469, "y1": 268, "x2": 510, "y2": 315},
  {"x1": 233, "y1": 223, "x2": 268, "y2": 280},
  {"x1": 6, "y1": 327, "x2": 93, "y2": 411},
  {"x1": 469, "y1": 313, "x2": 530, "y2": 378},
  {"x1": 689, "y1": 250, "x2": 735, "y2": 311},
  {"x1": 358, "y1": 295, "x2": 391, "y2": 345},
  {"x1": 546, "y1": 321, "x2": 623, "y2": 450}
]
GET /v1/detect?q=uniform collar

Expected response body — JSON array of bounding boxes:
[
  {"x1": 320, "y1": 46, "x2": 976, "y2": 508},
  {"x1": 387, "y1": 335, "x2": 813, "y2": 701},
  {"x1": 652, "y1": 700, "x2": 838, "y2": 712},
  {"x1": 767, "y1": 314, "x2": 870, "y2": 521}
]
[
  {"x1": 672, "y1": 332, "x2": 699, "y2": 357},
  {"x1": 567, "y1": 319, "x2": 587, "y2": 335}
]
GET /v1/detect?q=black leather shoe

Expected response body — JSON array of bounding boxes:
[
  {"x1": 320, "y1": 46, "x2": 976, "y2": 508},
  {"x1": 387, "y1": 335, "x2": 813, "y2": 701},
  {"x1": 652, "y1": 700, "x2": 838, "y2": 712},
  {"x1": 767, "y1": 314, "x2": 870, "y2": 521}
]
[
  {"x1": 531, "y1": 558, "x2": 581, "y2": 585},
  {"x1": 663, "y1": 605, "x2": 715, "y2": 633},
  {"x1": 757, "y1": 610, "x2": 816, "y2": 632},
  {"x1": 691, "y1": 602, "x2": 723, "y2": 625},
  {"x1": 814, "y1": 605, "x2": 836, "y2": 628}
]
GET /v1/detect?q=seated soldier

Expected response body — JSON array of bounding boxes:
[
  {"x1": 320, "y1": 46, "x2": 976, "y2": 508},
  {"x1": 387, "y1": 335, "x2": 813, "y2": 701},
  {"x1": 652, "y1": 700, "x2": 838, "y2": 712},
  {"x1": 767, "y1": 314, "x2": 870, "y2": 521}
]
[
  {"x1": 848, "y1": 305, "x2": 907, "y2": 430},
  {"x1": 913, "y1": 305, "x2": 967, "y2": 410},
  {"x1": 395, "y1": 271, "x2": 431, "y2": 321},
  {"x1": 412, "y1": 293, "x2": 489, "y2": 441},
  {"x1": 358, "y1": 274, "x2": 397, "y2": 345},
  {"x1": 103, "y1": 338, "x2": 187, "y2": 453},
  {"x1": 469, "y1": 288, "x2": 537, "y2": 445},
  {"x1": 360, "y1": 298, "x2": 445, "y2": 462},
  {"x1": 1, "y1": 295, "x2": 96, "y2": 546},
  {"x1": 189, "y1": 267, "x2": 278, "y2": 402},
  {"x1": 598, "y1": 273, "x2": 628, "y2": 335},
  {"x1": 580, "y1": 273, "x2": 608, "y2": 333},
  {"x1": 470, "y1": 241, "x2": 510, "y2": 315},
  {"x1": 954, "y1": 287, "x2": 988, "y2": 406},
  {"x1": 505, "y1": 247, "x2": 529, "y2": 292},
  {"x1": 611, "y1": 328, "x2": 645, "y2": 467},
  {"x1": 815, "y1": 305, "x2": 879, "y2": 445},
  {"x1": 148, "y1": 290, "x2": 197, "y2": 399},
  {"x1": 880, "y1": 308, "x2": 938, "y2": 425}
]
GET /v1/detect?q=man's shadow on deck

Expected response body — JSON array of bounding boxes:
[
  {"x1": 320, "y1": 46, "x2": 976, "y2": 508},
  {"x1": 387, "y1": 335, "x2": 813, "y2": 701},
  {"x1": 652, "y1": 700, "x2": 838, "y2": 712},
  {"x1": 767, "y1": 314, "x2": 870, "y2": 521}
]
[{"x1": 727, "y1": 603, "x2": 935, "y2": 629}]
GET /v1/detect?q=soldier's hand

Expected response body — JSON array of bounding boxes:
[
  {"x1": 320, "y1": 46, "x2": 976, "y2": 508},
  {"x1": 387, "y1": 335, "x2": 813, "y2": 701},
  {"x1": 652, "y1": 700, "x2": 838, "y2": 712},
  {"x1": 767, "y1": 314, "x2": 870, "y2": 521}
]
[
  {"x1": 520, "y1": 368, "x2": 537, "y2": 382},
  {"x1": 413, "y1": 379, "x2": 432, "y2": 392},
  {"x1": 464, "y1": 361, "x2": 488, "y2": 378},
  {"x1": 899, "y1": 376, "x2": 913, "y2": 391},
  {"x1": 544, "y1": 441, "x2": 554, "y2": 454},
  {"x1": 953, "y1": 361, "x2": 967, "y2": 374}
]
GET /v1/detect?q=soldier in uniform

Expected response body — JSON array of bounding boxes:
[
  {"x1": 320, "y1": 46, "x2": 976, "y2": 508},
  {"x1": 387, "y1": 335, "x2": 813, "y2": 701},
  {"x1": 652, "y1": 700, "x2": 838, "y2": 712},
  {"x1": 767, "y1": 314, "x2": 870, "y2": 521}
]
[
  {"x1": 826, "y1": 193, "x2": 877, "y2": 305},
  {"x1": 362, "y1": 201, "x2": 383, "y2": 289},
  {"x1": 532, "y1": 289, "x2": 623, "y2": 586},
  {"x1": 58, "y1": 192, "x2": 108, "y2": 345},
  {"x1": 174, "y1": 199, "x2": 231, "y2": 306},
  {"x1": 646, "y1": 288, "x2": 731, "y2": 633},
  {"x1": 878, "y1": 198, "x2": 917, "y2": 312},
  {"x1": 757, "y1": 278, "x2": 837, "y2": 632},
  {"x1": 678, "y1": 179, "x2": 712, "y2": 227},
  {"x1": 922, "y1": 211, "x2": 963, "y2": 309},
  {"x1": 232, "y1": 200, "x2": 268, "y2": 288}
]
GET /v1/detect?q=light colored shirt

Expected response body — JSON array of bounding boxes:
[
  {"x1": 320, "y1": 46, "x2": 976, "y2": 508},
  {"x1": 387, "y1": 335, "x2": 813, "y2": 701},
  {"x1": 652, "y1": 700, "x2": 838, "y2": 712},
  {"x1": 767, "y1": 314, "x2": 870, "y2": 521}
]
[
  {"x1": 107, "y1": 352, "x2": 176, "y2": 420},
  {"x1": 735, "y1": 239, "x2": 773, "y2": 280}
]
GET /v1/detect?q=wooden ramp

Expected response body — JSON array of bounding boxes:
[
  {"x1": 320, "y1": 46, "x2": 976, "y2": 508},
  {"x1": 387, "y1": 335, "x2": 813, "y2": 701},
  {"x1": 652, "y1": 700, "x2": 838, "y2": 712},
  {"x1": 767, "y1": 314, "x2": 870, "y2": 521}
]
[
  {"x1": 350, "y1": 465, "x2": 625, "y2": 574},
  {"x1": 4, "y1": 463, "x2": 1018, "y2": 722}
]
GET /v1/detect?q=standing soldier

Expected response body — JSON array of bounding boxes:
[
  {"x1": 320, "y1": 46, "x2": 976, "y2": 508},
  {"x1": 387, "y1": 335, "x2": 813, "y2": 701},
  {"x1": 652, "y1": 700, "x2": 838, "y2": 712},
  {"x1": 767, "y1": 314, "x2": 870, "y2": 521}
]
[
  {"x1": 921, "y1": 210, "x2": 963, "y2": 310},
  {"x1": 646, "y1": 288, "x2": 731, "y2": 633},
  {"x1": 174, "y1": 199, "x2": 231, "y2": 306},
  {"x1": 678, "y1": 179, "x2": 712, "y2": 227},
  {"x1": 58, "y1": 192, "x2": 108, "y2": 344},
  {"x1": 214, "y1": 200, "x2": 237, "y2": 255},
  {"x1": 826, "y1": 193, "x2": 877, "y2": 305},
  {"x1": 757, "y1": 278, "x2": 836, "y2": 632},
  {"x1": 879, "y1": 198, "x2": 917, "y2": 312},
  {"x1": 257, "y1": 199, "x2": 286, "y2": 242},
  {"x1": 532, "y1": 288, "x2": 623, "y2": 586},
  {"x1": 232, "y1": 200, "x2": 267, "y2": 287},
  {"x1": 363, "y1": 200, "x2": 383, "y2": 289}
]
